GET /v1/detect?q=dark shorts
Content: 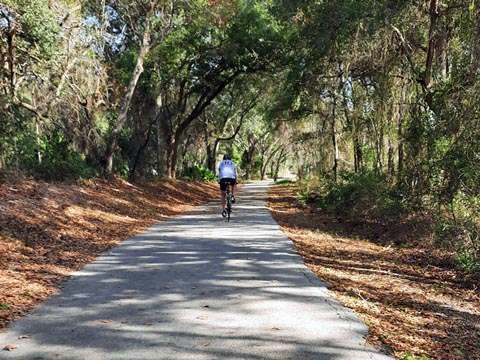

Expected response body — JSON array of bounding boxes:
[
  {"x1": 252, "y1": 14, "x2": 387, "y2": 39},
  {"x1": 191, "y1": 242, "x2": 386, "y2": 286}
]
[{"x1": 219, "y1": 178, "x2": 236, "y2": 191}]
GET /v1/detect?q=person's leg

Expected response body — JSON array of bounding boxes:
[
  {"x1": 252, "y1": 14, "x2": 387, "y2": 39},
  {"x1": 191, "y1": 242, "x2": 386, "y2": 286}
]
[
  {"x1": 231, "y1": 180, "x2": 237, "y2": 203},
  {"x1": 231, "y1": 184, "x2": 236, "y2": 203},
  {"x1": 221, "y1": 190, "x2": 226, "y2": 210},
  {"x1": 219, "y1": 179, "x2": 227, "y2": 216}
]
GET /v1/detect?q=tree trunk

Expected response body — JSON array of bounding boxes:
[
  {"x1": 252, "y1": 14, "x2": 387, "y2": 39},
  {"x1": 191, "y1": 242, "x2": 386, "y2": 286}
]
[
  {"x1": 35, "y1": 117, "x2": 42, "y2": 164},
  {"x1": 7, "y1": 27, "x2": 16, "y2": 95},
  {"x1": 388, "y1": 140, "x2": 395, "y2": 174},
  {"x1": 206, "y1": 143, "x2": 215, "y2": 172},
  {"x1": 103, "y1": 20, "x2": 152, "y2": 177},
  {"x1": 341, "y1": 79, "x2": 361, "y2": 174},
  {"x1": 423, "y1": 0, "x2": 438, "y2": 92},
  {"x1": 397, "y1": 81, "x2": 407, "y2": 186},
  {"x1": 242, "y1": 143, "x2": 255, "y2": 180},
  {"x1": 206, "y1": 139, "x2": 220, "y2": 172},
  {"x1": 355, "y1": 136, "x2": 362, "y2": 173},
  {"x1": 155, "y1": 94, "x2": 163, "y2": 177},
  {"x1": 166, "y1": 137, "x2": 177, "y2": 179},
  {"x1": 473, "y1": 0, "x2": 480, "y2": 76},
  {"x1": 129, "y1": 119, "x2": 154, "y2": 181},
  {"x1": 331, "y1": 93, "x2": 339, "y2": 182},
  {"x1": 272, "y1": 149, "x2": 286, "y2": 182}
]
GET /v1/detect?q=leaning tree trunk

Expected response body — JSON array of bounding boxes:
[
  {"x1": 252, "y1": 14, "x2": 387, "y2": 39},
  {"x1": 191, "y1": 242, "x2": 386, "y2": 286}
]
[
  {"x1": 272, "y1": 148, "x2": 286, "y2": 182},
  {"x1": 103, "y1": 21, "x2": 152, "y2": 177}
]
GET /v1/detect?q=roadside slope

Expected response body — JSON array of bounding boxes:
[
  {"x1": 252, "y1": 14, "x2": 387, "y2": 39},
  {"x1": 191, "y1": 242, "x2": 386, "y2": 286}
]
[
  {"x1": 0, "y1": 178, "x2": 218, "y2": 331},
  {"x1": 267, "y1": 183, "x2": 480, "y2": 360}
]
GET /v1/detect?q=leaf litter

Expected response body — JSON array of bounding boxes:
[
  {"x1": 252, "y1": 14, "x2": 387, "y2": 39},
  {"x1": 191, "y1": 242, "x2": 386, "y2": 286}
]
[
  {"x1": 267, "y1": 184, "x2": 480, "y2": 360},
  {"x1": 0, "y1": 178, "x2": 218, "y2": 332}
]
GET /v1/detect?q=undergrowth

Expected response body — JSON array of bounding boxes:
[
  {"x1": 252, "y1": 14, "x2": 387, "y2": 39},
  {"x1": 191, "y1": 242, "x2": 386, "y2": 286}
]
[
  {"x1": 295, "y1": 172, "x2": 480, "y2": 275},
  {"x1": 296, "y1": 172, "x2": 406, "y2": 222}
]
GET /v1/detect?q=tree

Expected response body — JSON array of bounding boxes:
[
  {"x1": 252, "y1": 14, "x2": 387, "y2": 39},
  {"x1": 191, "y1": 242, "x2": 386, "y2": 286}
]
[
  {"x1": 142, "y1": 0, "x2": 289, "y2": 178},
  {"x1": 201, "y1": 87, "x2": 257, "y2": 173},
  {"x1": 83, "y1": 0, "x2": 180, "y2": 176},
  {"x1": 0, "y1": 0, "x2": 108, "y2": 178},
  {"x1": 0, "y1": 0, "x2": 62, "y2": 169}
]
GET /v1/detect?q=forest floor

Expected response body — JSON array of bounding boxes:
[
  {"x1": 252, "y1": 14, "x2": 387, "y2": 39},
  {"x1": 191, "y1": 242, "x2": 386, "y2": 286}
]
[
  {"x1": 0, "y1": 178, "x2": 219, "y2": 332},
  {"x1": 1, "y1": 179, "x2": 479, "y2": 359},
  {"x1": 267, "y1": 183, "x2": 480, "y2": 360}
]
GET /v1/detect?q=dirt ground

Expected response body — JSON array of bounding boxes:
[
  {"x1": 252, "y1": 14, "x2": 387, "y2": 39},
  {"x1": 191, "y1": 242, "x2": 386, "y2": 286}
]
[
  {"x1": 0, "y1": 178, "x2": 219, "y2": 332},
  {"x1": 266, "y1": 183, "x2": 480, "y2": 360}
]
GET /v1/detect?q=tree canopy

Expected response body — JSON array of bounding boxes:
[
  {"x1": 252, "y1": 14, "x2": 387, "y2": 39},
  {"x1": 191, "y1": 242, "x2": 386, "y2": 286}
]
[{"x1": 1, "y1": 0, "x2": 479, "y2": 273}]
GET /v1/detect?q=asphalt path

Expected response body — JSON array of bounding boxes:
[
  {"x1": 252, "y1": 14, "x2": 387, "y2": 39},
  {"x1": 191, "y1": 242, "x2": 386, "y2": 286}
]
[{"x1": 0, "y1": 181, "x2": 394, "y2": 360}]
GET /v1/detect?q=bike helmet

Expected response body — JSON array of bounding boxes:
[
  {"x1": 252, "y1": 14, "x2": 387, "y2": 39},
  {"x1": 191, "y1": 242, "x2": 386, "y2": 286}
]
[{"x1": 223, "y1": 154, "x2": 231, "y2": 160}]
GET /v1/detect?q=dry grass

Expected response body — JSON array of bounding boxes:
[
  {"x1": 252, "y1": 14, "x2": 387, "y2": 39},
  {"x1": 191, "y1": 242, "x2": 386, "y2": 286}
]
[{"x1": 267, "y1": 184, "x2": 480, "y2": 360}]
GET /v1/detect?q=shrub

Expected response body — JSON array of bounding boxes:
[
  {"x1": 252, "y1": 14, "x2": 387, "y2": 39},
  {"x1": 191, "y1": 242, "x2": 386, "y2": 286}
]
[
  {"x1": 298, "y1": 172, "x2": 406, "y2": 222},
  {"x1": 182, "y1": 165, "x2": 216, "y2": 182},
  {"x1": 326, "y1": 172, "x2": 404, "y2": 220},
  {"x1": 17, "y1": 132, "x2": 97, "y2": 181},
  {"x1": 275, "y1": 179, "x2": 293, "y2": 186},
  {"x1": 434, "y1": 194, "x2": 480, "y2": 275}
]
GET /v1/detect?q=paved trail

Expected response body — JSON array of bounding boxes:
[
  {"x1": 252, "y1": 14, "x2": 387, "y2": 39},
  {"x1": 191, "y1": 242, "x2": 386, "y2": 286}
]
[{"x1": 0, "y1": 182, "x2": 393, "y2": 360}]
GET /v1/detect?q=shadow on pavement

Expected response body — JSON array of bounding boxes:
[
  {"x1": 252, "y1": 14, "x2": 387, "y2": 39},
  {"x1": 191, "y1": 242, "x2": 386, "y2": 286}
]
[{"x1": 0, "y1": 183, "x2": 393, "y2": 360}]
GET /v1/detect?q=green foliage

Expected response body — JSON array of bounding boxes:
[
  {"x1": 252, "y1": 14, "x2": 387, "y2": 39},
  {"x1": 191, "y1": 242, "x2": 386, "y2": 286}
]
[
  {"x1": 299, "y1": 172, "x2": 405, "y2": 222},
  {"x1": 296, "y1": 184, "x2": 311, "y2": 206},
  {"x1": 0, "y1": 304, "x2": 11, "y2": 311},
  {"x1": 17, "y1": 132, "x2": 98, "y2": 181},
  {"x1": 434, "y1": 193, "x2": 480, "y2": 275},
  {"x1": 182, "y1": 165, "x2": 216, "y2": 182},
  {"x1": 112, "y1": 50, "x2": 139, "y2": 87},
  {"x1": 403, "y1": 355, "x2": 429, "y2": 360},
  {"x1": 275, "y1": 179, "x2": 293, "y2": 186},
  {"x1": 5, "y1": 0, "x2": 61, "y2": 60},
  {"x1": 114, "y1": 157, "x2": 130, "y2": 180}
]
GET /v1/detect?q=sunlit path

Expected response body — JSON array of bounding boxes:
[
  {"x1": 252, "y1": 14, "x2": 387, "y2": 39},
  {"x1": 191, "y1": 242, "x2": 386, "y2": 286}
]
[{"x1": 0, "y1": 182, "x2": 393, "y2": 360}]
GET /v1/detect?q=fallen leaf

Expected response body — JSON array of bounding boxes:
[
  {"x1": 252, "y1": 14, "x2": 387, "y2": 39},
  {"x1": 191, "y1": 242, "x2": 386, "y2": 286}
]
[
  {"x1": 271, "y1": 327, "x2": 281, "y2": 331},
  {"x1": 201, "y1": 342, "x2": 211, "y2": 347},
  {"x1": 3, "y1": 344, "x2": 18, "y2": 351},
  {"x1": 96, "y1": 319, "x2": 113, "y2": 323}
]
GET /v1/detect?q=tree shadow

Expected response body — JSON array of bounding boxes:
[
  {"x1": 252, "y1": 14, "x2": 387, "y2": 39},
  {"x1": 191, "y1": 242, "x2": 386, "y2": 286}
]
[{"x1": 0, "y1": 183, "x2": 392, "y2": 359}]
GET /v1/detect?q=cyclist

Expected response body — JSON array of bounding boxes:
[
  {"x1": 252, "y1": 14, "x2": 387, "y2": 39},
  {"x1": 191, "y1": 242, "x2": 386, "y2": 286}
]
[{"x1": 218, "y1": 154, "x2": 238, "y2": 218}]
